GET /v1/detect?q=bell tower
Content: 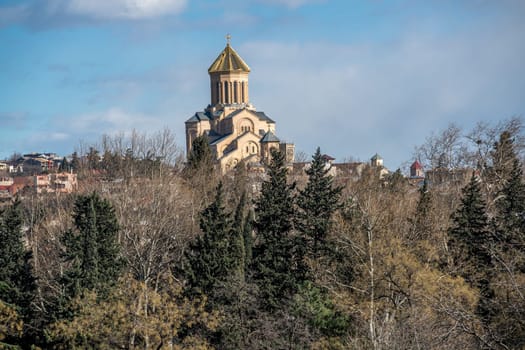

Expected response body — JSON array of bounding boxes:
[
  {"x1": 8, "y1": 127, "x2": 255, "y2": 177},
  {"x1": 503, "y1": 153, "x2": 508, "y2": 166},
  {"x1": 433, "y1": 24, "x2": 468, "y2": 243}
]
[{"x1": 208, "y1": 35, "x2": 251, "y2": 107}]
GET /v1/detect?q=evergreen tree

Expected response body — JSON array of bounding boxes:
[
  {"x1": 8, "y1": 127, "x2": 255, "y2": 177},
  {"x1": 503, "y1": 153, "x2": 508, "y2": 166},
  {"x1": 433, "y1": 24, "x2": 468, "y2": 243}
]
[
  {"x1": 252, "y1": 149, "x2": 304, "y2": 309},
  {"x1": 410, "y1": 179, "x2": 433, "y2": 240},
  {"x1": 59, "y1": 157, "x2": 70, "y2": 172},
  {"x1": 448, "y1": 174, "x2": 493, "y2": 323},
  {"x1": 495, "y1": 158, "x2": 525, "y2": 246},
  {"x1": 232, "y1": 191, "x2": 247, "y2": 278},
  {"x1": 0, "y1": 200, "x2": 36, "y2": 321},
  {"x1": 491, "y1": 158, "x2": 525, "y2": 348},
  {"x1": 243, "y1": 209, "x2": 254, "y2": 275},
  {"x1": 186, "y1": 134, "x2": 213, "y2": 174},
  {"x1": 60, "y1": 192, "x2": 123, "y2": 299},
  {"x1": 70, "y1": 152, "x2": 80, "y2": 172},
  {"x1": 185, "y1": 182, "x2": 242, "y2": 295},
  {"x1": 296, "y1": 148, "x2": 342, "y2": 257}
]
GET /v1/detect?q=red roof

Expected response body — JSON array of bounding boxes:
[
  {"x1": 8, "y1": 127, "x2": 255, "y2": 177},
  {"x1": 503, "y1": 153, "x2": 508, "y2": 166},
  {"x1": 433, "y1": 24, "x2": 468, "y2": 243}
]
[{"x1": 411, "y1": 160, "x2": 423, "y2": 170}]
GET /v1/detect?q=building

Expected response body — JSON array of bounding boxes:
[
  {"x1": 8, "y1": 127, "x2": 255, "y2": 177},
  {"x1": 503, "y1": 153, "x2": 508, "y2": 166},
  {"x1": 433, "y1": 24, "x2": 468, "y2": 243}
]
[
  {"x1": 185, "y1": 37, "x2": 294, "y2": 172},
  {"x1": 410, "y1": 160, "x2": 424, "y2": 178}
]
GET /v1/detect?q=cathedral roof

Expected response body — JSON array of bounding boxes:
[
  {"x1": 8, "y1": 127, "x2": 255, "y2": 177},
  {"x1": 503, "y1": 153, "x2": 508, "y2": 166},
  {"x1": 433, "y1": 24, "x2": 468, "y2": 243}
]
[
  {"x1": 185, "y1": 111, "x2": 211, "y2": 123},
  {"x1": 208, "y1": 44, "x2": 251, "y2": 74},
  {"x1": 225, "y1": 108, "x2": 275, "y2": 123},
  {"x1": 261, "y1": 130, "x2": 280, "y2": 143}
]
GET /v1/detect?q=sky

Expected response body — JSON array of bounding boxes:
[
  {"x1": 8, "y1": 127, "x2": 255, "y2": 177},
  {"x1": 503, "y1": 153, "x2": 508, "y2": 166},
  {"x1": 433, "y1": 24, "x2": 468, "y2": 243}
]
[{"x1": 1, "y1": 0, "x2": 524, "y2": 170}]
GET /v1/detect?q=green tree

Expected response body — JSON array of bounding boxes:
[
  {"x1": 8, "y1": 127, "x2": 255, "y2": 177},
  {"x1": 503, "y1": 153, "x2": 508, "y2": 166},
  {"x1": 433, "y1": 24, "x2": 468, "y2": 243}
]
[
  {"x1": 243, "y1": 209, "x2": 254, "y2": 275},
  {"x1": 490, "y1": 157, "x2": 525, "y2": 348},
  {"x1": 185, "y1": 182, "x2": 243, "y2": 296},
  {"x1": 448, "y1": 174, "x2": 494, "y2": 328},
  {"x1": 59, "y1": 157, "x2": 70, "y2": 172},
  {"x1": 252, "y1": 149, "x2": 304, "y2": 309},
  {"x1": 410, "y1": 179, "x2": 433, "y2": 241},
  {"x1": 186, "y1": 135, "x2": 213, "y2": 173},
  {"x1": 60, "y1": 192, "x2": 123, "y2": 299},
  {"x1": 0, "y1": 200, "x2": 36, "y2": 321},
  {"x1": 296, "y1": 148, "x2": 342, "y2": 257},
  {"x1": 70, "y1": 152, "x2": 81, "y2": 172},
  {"x1": 0, "y1": 200, "x2": 36, "y2": 350}
]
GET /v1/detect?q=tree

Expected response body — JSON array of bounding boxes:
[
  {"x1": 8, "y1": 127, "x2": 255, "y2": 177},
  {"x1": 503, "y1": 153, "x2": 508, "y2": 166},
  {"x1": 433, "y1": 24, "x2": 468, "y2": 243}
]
[
  {"x1": 59, "y1": 157, "x2": 70, "y2": 172},
  {"x1": 185, "y1": 182, "x2": 242, "y2": 296},
  {"x1": 252, "y1": 149, "x2": 304, "y2": 309},
  {"x1": 60, "y1": 192, "x2": 124, "y2": 299},
  {"x1": 186, "y1": 135, "x2": 213, "y2": 174},
  {"x1": 409, "y1": 179, "x2": 433, "y2": 241},
  {"x1": 47, "y1": 274, "x2": 219, "y2": 349},
  {"x1": 447, "y1": 174, "x2": 494, "y2": 339},
  {"x1": 0, "y1": 200, "x2": 36, "y2": 321},
  {"x1": 490, "y1": 157, "x2": 525, "y2": 348},
  {"x1": 70, "y1": 152, "x2": 80, "y2": 172},
  {"x1": 296, "y1": 147, "x2": 342, "y2": 257},
  {"x1": 0, "y1": 200, "x2": 36, "y2": 347}
]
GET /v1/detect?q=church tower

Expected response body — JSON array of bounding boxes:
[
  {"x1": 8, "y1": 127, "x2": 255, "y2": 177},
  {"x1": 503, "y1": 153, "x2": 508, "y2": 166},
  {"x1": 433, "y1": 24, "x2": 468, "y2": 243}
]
[
  {"x1": 208, "y1": 35, "x2": 251, "y2": 107},
  {"x1": 185, "y1": 37, "x2": 294, "y2": 172}
]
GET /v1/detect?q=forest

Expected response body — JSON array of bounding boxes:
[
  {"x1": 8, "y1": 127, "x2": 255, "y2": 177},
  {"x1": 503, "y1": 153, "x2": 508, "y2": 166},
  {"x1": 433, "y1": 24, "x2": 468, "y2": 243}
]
[{"x1": 1, "y1": 118, "x2": 525, "y2": 349}]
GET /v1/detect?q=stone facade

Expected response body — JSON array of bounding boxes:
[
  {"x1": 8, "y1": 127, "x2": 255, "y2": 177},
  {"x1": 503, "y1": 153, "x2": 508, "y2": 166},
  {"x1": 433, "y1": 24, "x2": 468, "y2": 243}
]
[{"x1": 185, "y1": 40, "x2": 294, "y2": 172}]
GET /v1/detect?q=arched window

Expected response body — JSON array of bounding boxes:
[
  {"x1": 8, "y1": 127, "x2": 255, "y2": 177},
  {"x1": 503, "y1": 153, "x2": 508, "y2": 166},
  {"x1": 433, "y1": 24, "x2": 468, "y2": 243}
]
[{"x1": 224, "y1": 81, "x2": 229, "y2": 103}]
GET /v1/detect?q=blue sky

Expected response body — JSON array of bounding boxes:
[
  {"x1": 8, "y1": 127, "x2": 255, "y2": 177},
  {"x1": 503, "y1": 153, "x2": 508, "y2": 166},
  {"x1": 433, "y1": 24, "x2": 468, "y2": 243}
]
[{"x1": 1, "y1": 0, "x2": 524, "y2": 169}]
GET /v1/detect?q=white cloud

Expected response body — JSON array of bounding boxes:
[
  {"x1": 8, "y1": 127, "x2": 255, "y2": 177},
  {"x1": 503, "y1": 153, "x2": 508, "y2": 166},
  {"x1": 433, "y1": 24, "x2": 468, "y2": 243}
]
[
  {"x1": 65, "y1": 0, "x2": 187, "y2": 20},
  {"x1": 0, "y1": 0, "x2": 187, "y2": 25}
]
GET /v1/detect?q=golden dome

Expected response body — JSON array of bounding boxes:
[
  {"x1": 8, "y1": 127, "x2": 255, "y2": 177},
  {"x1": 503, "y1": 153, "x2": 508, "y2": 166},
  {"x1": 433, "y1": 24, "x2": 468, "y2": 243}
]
[{"x1": 208, "y1": 43, "x2": 251, "y2": 74}]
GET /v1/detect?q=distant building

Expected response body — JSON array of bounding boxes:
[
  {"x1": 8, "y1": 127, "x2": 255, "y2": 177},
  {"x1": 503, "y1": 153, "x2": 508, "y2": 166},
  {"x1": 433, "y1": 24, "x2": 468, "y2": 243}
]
[
  {"x1": 410, "y1": 160, "x2": 424, "y2": 178},
  {"x1": 370, "y1": 153, "x2": 383, "y2": 167},
  {"x1": 185, "y1": 37, "x2": 294, "y2": 172}
]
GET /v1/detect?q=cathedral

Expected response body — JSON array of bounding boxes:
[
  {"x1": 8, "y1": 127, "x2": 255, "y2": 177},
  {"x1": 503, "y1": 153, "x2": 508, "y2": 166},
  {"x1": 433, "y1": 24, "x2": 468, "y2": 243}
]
[{"x1": 185, "y1": 38, "x2": 294, "y2": 172}]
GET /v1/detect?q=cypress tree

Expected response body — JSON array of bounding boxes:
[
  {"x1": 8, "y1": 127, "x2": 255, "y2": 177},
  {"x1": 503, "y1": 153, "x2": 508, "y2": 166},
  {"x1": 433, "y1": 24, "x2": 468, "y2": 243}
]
[
  {"x1": 410, "y1": 179, "x2": 433, "y2": 241},
  {"x1": 448, "y1": 174, "x2": 493, "y2": 322},
  {"x1": 243, "y1": 209, "x2": 254, "y2": 275},
  {"x1": 296, "y1": 147, "x2": 342, "y2": 257},
  {"x1": 252, "y1": 149, "x2": 303, "y2": 309},
  {"x1": 185, "y1": 182, "x2": 242, "y2": 295},
  {"x1": 186, "y1": 134, "x2": 213, "y2": 173},
  {"x1": 0, "y1": 200, "x2": 36, "y2": 320},
  {"x1": 60, "y1": 192, "x2": 123, "y2": 299},
  {"x1": 70, "y1": 152, "x2": 81, "y2": 172}
]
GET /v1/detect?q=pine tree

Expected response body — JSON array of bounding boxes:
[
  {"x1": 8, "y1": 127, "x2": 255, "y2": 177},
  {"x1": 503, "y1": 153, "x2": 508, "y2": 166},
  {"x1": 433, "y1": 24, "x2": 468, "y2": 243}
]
[
  {"x1": 491, "y1": 158, "x2": 525, "y2": 348},
  {"x1": 70, "y1": 152, "x2": 80, "y2": 172},
  {"x1": 296, "y1": 148, "x2": 342, "y2": 257},
  {"x1": 252, "y1": 149, "x2": 303, "y2": 309},
  {"x1": 232, "y1": 191, "x2": 247, "y2": 278},
  {"x1": 59, "y1": 157, "x2": 70, "y2": 172},
  {"x1": 410, "y1": 179, "x2": 433, "y2": 240},
  {"x1": 243, "y1": 209, "x2": 254, "y2": 275},
  {"x1": 448, "y1": 174, "x2": 493, "y2": 323},
  {"x1": 60, "y1": 192, "x2": 123, "y2": 299},
  {"x1": 0, "y1": 200, "x2": 36, "y2": 321},
  {"x1": 495, "y1": 158, "x2": 525, "y2": 246},
  {"x1": 185, "y1": 182, "x2": 242, "y2": 295},
  {"x1": 186, "y1": 135, "x2": 213, "y2": 173}
]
